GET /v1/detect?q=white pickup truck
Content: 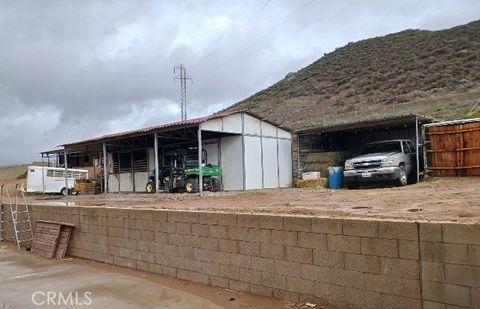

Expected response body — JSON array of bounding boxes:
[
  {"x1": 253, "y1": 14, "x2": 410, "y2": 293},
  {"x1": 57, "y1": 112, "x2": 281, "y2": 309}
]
[{"x1": 343, "y1": 140, "x2": 417, "y2": 189}]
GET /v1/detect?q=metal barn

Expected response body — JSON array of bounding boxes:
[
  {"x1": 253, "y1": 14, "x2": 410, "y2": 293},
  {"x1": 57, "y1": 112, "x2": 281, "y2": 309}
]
[{"x1": 54, "y1": 111, "x2": 292, "y2": 193}]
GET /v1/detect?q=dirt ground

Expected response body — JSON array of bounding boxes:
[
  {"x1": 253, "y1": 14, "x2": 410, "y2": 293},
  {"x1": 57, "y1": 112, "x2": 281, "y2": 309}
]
[{"x1": 19, "y1": 177, "x2": 480, "y2": 223}]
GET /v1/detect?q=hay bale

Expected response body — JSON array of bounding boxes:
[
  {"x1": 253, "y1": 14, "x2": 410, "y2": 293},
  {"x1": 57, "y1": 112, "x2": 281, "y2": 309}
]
[{"x1": 295, "y1": 178, "x2": 328, "y2": 188}]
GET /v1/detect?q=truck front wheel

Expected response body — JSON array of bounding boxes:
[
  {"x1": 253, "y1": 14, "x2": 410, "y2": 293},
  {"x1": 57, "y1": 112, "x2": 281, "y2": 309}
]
[
  {"x1": 397, "y1": 166, "x2": 408, "y2": 186},
  {"x1": 185, "y1": 178, "x2": 199, "y2": 193}
]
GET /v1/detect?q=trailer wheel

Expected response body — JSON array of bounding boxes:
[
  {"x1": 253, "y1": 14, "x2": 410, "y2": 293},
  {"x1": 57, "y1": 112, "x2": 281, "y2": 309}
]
[
  {"x1": 60, "y1": 187, "x2": 67, "y2": 196},
  {"x1": 185, "y1": 178, "x2": 199, "y2": 193}
]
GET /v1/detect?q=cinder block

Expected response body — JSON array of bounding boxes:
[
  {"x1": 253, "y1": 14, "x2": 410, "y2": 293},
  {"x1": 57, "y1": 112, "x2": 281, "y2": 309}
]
[
  {"x1": 364, "y1": 274, "x2": 420, "y2": 299},
  {"x1": 420, "y1": 242, "x2": 468, "y2": 264},
  {"x1": 469, "y1": 245, "x2": 480, "y2": 266},
  {"x1": 422, "y1": 281, "x2": 471, "y2": 307},
  {"x1": 284, "y1": 216, "x2": 311, "y2": 232},
  {"x1": 298, "y1": 232, "x2": 327, "y2": 249},
  {"x1": 275, "y1": 260, "x2": 302, "y2": 278},
  {"x1": 272, "y1": 288, "x2": 300, "y2": 303},
  {"x1": 198, "y1": 212, "x2": 218, "y2": 225},
  {"x1": 379, "y1": 257, "x2": 419, "y2": 279},
  {"x1": 167, "y1": 211, "x2": 183, "y2": 223},
  {"x1": 379, "y1": 221, "x2": 418, "y2": 241},
  {"x1": 344, "y1": 253, "x2": 380, "y2": 274},
  {"x1": 229, "y1": 279, "x2": 250, "y2": 293},
  {"x1": 422, "y1": 301, "x2": 446, "y2": 309},
  {"x1": 472, "y1": 287, "x2": 480, "y2": 308},
  {"x1": 228, "y1": 226, "x2": 249, "y2": 241},
  {"x1": 218, "y1": 265, "x2": 240, "y2": 280},
  {"x1": 230, "y1": 254, "x2": 251, "y2": 268},
  {"x1": 343, "y1": 219, "x2": 378, "y2": 237},
  {"x1": 345, "y1": 287, "x2": 381, "y2": 309},
  {"x1": 260, "y1": 243, "x2": 285, "y2": 259},
  {"x1": 399, "y1": 240, "x2": 419, "y2": 260},
  {"x1": 443, "y1": 223, "x2": 480, "y2": 245},
  {"x1": 313, "y1": 249, "x2": 344, "y2": 269},
  {"x1": 182, "y1": 212, "x2": 199, "y2": 223},
  {"x1": 301, "y1": 264, "x2": 330, "y2": 283},
  {"x1": 381, "y1": 294, "x2": 421, "y2": 309},
  {"x1": 312, "y1": 282, "x2": 346, "y2": 308},
  {"x1": 191, "y1": 224, "x2": 209, "y2": 236},
  {"x1": 311, "y1": 217, "x2": 342, "y2": 235},
  {"x1": 216, "y1": 213, "x2": 237, "y2": 226},
  {"x1": 286, "y1": 276, "x2": 314, "y2": 295},
  {"x1": 237, "y1": 214, "x2": 259, "y2": 228},
  {"x1": 193, "y1": 248, "x2": 230, "y2": 265},
  {"x1": 419, "y1": 223, "x2": 443, "y2": 242},
  {"x1": 114, "y1": 256, "x2": 136, "y2": 269},
  {"x1": 177, "y1": 270, "x2": 210, "y2": 285},
  {"x1": 175, "y1": 222, "x2": 191, "y2": 235},
  {"x1": 285, "y1": 246, "x2": 313, "y2": 264},
  {"x1": 258, "y1": 215, "x2": 283, "y2": 230},
  {"x1": 209, "y1": 225, "x2": 228, "y2": 238},
  {"x1": 250, "y1": 284, "x2": 273, "y2": 297},
  {"x1": 168, "y1": 234, "x2": 184, "y2": 246},
  {"x1": 330, "y1": 268, "x2": 364, "y2": 289},
  {"x1": 183, "y1": 258, "x2": 203, "y2": 273},
  {"x1": 327, "y1": 235, "x2": 360, "y2": 253},
  {"x1": 251, "y1": 256, "x2": 275, "y2": 273},
  {"x1": 361, "y1": 237, "x2": 398, "y2": 257},
  {"x1": 238, "y1": 241, "x2": 261, "y2": 256},
  {"x1": 248, "y1": 228, "x2": 272, "y2": 243},
  {"x1": 272, "y1": 230, "x2": 298, "y2": 246},
  {"x1": 198, "y1": 237, "x2": 219, "y2": 251},
  {"x1": 153, "y1": 211, "x2": 168, "y2": 222},
  {"x1": 239, "y1": 269, "x2": 262, "y2": 285},
  {"x1": 157, "y1": 222, "x2": 176, "y2": 233},
  {"x1": 422, "y1": 261, "x2": 445, "y2": 282},
  {"x1": 262, "y1": 272, "x2": 287, "y2": 289},
  {"x1": 218, "y1": 239, "x2": 238, "y2": 253},
  {"x1": 210, "y1": 275, "x2": 229, "y2": 288},
  {"x1": 444, "y1": 264, "x2": 480, "y2": 287},
  {"x1": 201, "y1": 261, "x2": 219, "y2": 276}
]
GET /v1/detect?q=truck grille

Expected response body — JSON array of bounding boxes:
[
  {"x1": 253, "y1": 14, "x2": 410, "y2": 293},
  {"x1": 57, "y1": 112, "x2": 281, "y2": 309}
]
[{"x1": 353, "y1": 160, "x2": 382, "y2": 170}]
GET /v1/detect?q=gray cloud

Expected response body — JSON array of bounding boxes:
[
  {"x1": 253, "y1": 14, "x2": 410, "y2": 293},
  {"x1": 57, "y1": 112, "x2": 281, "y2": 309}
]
[{"x1": 1, "y1": 0, "x2": 479, "y2": 165}]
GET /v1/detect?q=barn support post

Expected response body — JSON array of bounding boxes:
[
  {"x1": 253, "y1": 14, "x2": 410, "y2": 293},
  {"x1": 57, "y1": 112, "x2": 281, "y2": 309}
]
[
  {"x1": 415, "y1": 116, "x2": 420, "y2": 183},
  {"x1": 154, "y1": 132, "x2": 159, "y2": 193},
  {"x1": 41, "y1": 153, "x2": 45, "y2": 194},
  {"x1": 103, "y1": 142, "x2": 108, "y2": 194},
  {"x1": 63, "y1": 147, "x2": 68, "y2": 196},
  {"x1": 197, "y1": 127, "x2": 203, "y2": 195}
]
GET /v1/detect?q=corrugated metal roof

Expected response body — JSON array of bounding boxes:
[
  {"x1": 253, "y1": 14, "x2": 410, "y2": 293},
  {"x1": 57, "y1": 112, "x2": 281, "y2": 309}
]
[
  {"x1": 61, "y1": 110, "x2": 258, "y2": 147},
  {"x1": 423, "y1": 117, "x2": 480, "y2": 127}
]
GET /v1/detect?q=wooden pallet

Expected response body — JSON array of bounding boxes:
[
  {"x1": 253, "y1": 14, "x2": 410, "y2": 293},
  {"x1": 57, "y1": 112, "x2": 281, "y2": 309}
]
[{"x1": 31, "y1": 220, "x2": 74, "y2": 259}]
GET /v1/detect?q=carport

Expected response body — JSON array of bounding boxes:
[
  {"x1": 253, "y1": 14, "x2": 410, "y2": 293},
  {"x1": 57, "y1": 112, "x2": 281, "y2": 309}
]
[
  {"x1": 58, "y1": 111, "x2": 292, "y2": 194},
  {"x1": 294, "y1": 114, "x2": 435, "y2": 182}
]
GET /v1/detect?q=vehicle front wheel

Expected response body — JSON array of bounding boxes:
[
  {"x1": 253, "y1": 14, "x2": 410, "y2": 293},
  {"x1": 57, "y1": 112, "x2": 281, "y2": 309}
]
[
  {"x1": 345, "y1": 182, "x2": 359, "y2": 190},
  {"x1": 60, "y1": 187, "x2": 67, "y2": 196},
  {"x1": 397, "y1": 166, "x2": 408, "y2": 186},
  {"x1": 146, "y1": 181, "x2": 155, "y2": 193},
  {"x1": 185, "y1": 178, "x2": 199, "y2": 193}
]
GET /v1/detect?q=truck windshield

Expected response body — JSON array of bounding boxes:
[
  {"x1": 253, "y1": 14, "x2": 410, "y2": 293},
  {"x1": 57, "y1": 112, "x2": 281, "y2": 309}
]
[{"x1": 361, "y1": 142, "x2": 402, "y2": 155}]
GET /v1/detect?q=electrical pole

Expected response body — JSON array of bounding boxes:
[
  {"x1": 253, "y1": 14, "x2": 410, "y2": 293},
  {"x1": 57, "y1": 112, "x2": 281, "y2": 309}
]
[{"x1": 174, "y1": 64, "x2": 192, "y2": 121}]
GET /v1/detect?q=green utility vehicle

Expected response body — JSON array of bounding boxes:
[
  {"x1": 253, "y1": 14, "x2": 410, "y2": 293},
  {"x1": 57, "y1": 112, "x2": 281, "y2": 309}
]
[{"x1": 146, "y1": 149, "x2": 222, "y2": 193}]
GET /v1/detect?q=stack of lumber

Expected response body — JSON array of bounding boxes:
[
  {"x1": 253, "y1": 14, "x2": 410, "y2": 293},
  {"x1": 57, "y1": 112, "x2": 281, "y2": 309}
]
[
  {"x1": 31, "y1": 220, "x2": 74, "y2": 259},
  {"x1": 295, "y1": 177, "x2": 328, "y2": 188},
  {"x1": 304, "y1": 152, "x2": 349, "y2": 176}
]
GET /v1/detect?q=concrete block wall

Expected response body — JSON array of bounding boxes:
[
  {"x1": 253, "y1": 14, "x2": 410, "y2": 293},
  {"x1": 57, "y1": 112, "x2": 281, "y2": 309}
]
[{"x1": 26, "y1": 205, "x2": 480, "y2": 309}]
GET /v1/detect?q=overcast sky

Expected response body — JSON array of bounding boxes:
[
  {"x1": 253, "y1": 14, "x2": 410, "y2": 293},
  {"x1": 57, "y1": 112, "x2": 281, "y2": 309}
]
[{"x1": 0, "y1": 0, "x2": 479, "y2": 166}]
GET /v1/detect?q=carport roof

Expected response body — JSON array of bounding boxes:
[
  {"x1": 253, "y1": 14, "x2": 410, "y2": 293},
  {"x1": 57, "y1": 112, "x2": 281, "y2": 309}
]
[
  {"x1": 298, "y1": 113, "x2": 437, "y2": 135},
  {"x1": 60, "y1": 110, "x2": 281, "y2": 148}
]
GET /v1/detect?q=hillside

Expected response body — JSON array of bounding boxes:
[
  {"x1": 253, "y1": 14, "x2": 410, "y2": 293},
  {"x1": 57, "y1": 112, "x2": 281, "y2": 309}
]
[{"x1": 226, "y1": 20, "x2": 480, "y2": 131}]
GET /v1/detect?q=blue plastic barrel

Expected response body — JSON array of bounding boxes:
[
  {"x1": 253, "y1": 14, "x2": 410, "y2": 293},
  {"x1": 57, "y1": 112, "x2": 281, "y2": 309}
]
[{"x1": 328, "y1": 167, "x2": 344, "y2": 189}]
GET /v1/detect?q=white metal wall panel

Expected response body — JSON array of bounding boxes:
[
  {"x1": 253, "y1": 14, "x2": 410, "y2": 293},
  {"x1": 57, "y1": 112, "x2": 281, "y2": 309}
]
[
  {"x1": 107, "y1": 153, "x2": 114, "y2": 173},
  {"x1": 244, "y1": 136, "x2": 263, "y2": 189},
  {"x1": 278, "y1": 139, "x2": 293, "y2": 187},
  {"x1": 108, "y1": 174, "x2": 119, "y2": 193},
  {"x1": 201, "y1": 118, "x2": 222, "y2": 132},
  {"x1": 147, "y1": 148, "x2": 154, "y2": 171},
  {"x1": 134, "y1": 172, "x2": 148, "y2": 192},
  {"x1": 119, "y1": 173, "x2": 133, "y2": 192},
  {"x1": 203, "y1": 141, "x2": 219, "y2": 165},
  {"x1": 261, "y1": 121, "x2": 277, "y2": 137},
  {"x1": 278, "y1": 128, "x2": 291, "y2": 139},
  {"x1": 220, "y1": 135, "x2": 244, "y2": 190},
  {"x1": 222, "y1": 114, "x2": 243, "y2": 134},
  {"x1": 244, "y1": 114, "x2": 261, "y2": 135},
  {"x1": 262, "y1": 137, "x2": 279, "y2": 188}
]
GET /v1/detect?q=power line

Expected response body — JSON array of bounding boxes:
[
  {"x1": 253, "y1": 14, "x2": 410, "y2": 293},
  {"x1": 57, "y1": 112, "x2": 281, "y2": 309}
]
[
  {"x1": 194, "y1": 0, "x2": 272, "y2": 71},
  {"x1": 209, "y1": 0, "x2": 316, "y2": 75}
]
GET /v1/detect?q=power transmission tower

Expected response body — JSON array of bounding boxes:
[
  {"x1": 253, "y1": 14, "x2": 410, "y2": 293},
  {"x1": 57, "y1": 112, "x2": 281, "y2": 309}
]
[{"x1": 174, "y1": 64, "x2": 192, "y2": 121}]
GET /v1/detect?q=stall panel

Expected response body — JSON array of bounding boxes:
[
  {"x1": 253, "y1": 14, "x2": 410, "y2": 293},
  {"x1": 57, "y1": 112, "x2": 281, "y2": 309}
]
[
  {"x1": 222, "y1": 114, "x2": 243, "y2": 134},
  {"x1": 244, "y1": 136, "x2": 263, "y2": 189},
  {"x1": 201, "y1": 118, "x2": 223, "y2": 132},
  {"x1": 134, "y1": 172, "x2": 148, "y2": 192},
  {"x1": 278, "y1": 139, "x2": 293, "y2": 187},
  {"x1": 261, "y1": 121, "x2": 278, "y2": 137},
  {"x1": 108, "y1": 174, "x2": 119, "y2": 193},
  {"x1": 220, "y1": 136, "x2": 244, "y2": 190},
  {"x1": 262, "y1": 137, "x2": 279, "y2": 188},
  {"x1": 119, "y1": 173, "x2": 133, "y2": 192},
  {"x1": 203, "y1": 141, "x2": 219, "y2": 165}
]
